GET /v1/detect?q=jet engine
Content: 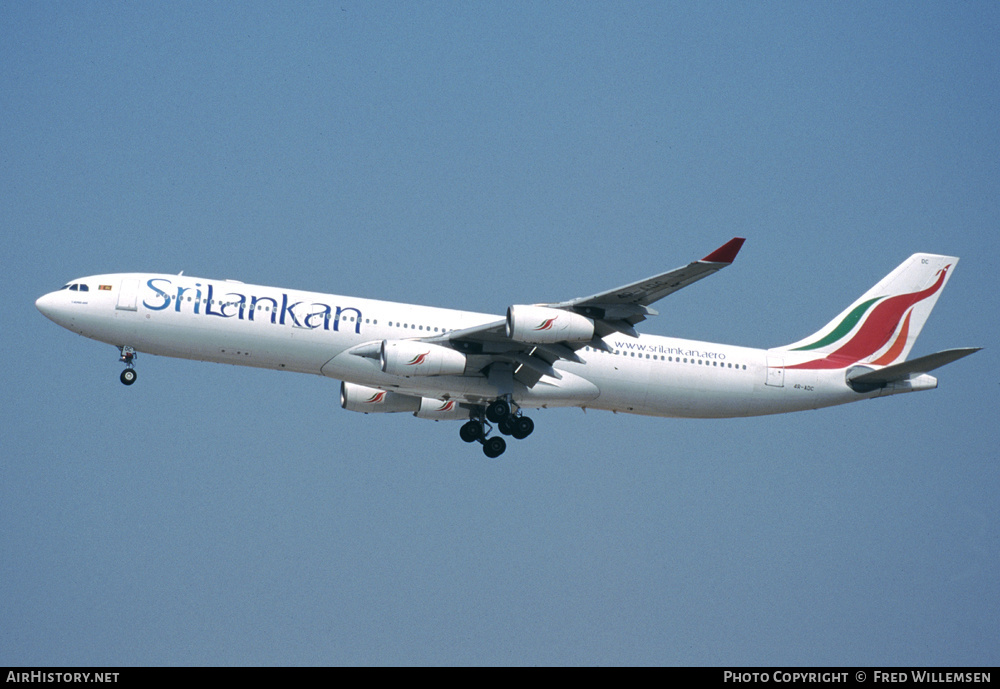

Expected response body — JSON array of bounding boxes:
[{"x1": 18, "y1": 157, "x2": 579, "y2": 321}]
[
  {"x1": 414, "y1": 397, "x2": 472, "y2": 421},
  {"x1": 380, "y1": 340, "x2": 468, "y2": 377},
  {"x1": 506, "y1": 305, "x2": 595, "y2": 344},
  {"x1": 340, "y1": 382, "x2": 421, "y2": 413}
]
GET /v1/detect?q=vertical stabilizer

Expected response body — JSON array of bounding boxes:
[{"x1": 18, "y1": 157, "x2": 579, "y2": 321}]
[{"x1": 772, "y1": 253, "x2": 958, "y2": 369}]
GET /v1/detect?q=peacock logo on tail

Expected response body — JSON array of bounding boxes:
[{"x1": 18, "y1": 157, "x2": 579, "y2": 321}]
[{"x1": 788, "y1": 265, "x2": 950, "y2": 370}]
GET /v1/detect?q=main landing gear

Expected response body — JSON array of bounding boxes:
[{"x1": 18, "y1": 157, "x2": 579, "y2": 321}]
[
  {"x1": 118, "y1": 346, "x2": 137, "y2": 386},
  {"x1": 459, "y1": 398, "x2": 535, "y2": 458}
]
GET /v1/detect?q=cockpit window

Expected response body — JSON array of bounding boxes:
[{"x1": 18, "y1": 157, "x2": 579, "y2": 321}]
[
  {"x1": 69, "y1": 284, "x2": 79, "y2": 291},
  {"x1": 79, "y1": 284, "x2": 89, "y2": 291},
  {"x1": 63, "y1": 283, "x2": 89, "y2": 291}
]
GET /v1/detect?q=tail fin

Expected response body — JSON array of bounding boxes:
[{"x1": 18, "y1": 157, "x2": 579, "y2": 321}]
[{"x1": 773, "y1": 253, "x2": 958, "y2": 369}]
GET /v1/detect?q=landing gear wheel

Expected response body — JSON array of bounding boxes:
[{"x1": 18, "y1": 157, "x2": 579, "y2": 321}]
[
  {"x1": 483, "y1": 436, "x2": 506, "y2": 458},
  {"x1": 120, "y1": 369, "x2": 137, "y2": 386},
  {"x1": 511, "y1": 415, "x2": 534, "y2": 440},
  {"x1": 460, "y1": 420, "x2": 483, "y2": 443},
  {"x1": 486, "y1": 399, "x2": 510, "y2": 423},
  {"x1": 497, "y1": 415, "x2": 515, "y2": 436}
]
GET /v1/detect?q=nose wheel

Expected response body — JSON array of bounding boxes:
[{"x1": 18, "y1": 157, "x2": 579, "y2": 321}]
[{"x1": 118, "y1": 346, "x2": 137, "y2": 386}]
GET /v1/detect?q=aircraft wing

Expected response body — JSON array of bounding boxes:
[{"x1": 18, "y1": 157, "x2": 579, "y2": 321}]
[
  {"x1": 544, "y1": 237, "x2": 746, "y2": 324},
  {"x1": 419, "y1": 238, "x2": 747, "y2": 387}
]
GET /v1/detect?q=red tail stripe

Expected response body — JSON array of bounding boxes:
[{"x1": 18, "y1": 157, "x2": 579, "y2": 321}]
[
  {"x1": 870, "y1": 310, "x2": 912, "y2": 366},
  {"x1": 788, "y1": 266, "x2": 948, "y2": 370}
]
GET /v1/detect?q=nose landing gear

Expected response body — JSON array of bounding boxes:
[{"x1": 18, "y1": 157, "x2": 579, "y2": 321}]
[{"x1": 118, "y1": 346, "x2": 137, "y2": 386}]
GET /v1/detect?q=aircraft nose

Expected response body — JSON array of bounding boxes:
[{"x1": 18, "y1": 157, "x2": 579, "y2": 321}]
[{"x1": 35, "y1": 291, "x2": 63, "y2": 322}]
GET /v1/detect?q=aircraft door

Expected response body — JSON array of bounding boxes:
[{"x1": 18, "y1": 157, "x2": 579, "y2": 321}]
[
  {"x1": 765, "y1": 356, "x2": 785, "y2": 387},
  {"x1": 116, "y1": 278, "x2": 139, "y2": 311}
]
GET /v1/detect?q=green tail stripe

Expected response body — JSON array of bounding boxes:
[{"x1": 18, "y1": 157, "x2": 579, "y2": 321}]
[{"x1": 792, "y1": 297, "x2": 881, "y2": 351}]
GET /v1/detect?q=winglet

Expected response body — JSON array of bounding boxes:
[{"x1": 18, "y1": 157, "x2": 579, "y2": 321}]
[{"x1": 701, "y1": 237, "x2": 746, "y2": 264}]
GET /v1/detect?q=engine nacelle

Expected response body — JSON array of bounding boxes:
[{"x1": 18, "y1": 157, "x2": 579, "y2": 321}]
[
  {"x1": 340, "y1": 382, "x2": 420, "y2": 413},
  {"x1": 414, "y1": 398, "x2": 472, "y2": 421},
  {"x1": 506, "y1": 305, "x2": 595, "y2": 344},
  {"x1": 380, "y1": 340, "x2": 468, "y2": 377}
]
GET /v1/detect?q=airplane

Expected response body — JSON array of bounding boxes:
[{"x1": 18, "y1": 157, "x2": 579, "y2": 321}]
[{"x1": 35, "y1": 238, "x2": 979, "y2": 458}]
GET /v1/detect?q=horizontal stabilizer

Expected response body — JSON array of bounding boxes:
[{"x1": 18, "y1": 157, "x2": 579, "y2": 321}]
[{"x1": 848, "y1": 347, "x2": 980, "y2": 386}]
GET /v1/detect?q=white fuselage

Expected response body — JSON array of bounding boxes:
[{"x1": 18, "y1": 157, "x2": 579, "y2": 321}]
[{"x1": 36, "y1": 272, "x2": 908, "y2": 420}]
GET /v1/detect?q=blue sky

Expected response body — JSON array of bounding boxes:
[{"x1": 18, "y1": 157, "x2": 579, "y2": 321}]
[{"x1": 3, "y1": 2, "x2": 998, "y2": 666}]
